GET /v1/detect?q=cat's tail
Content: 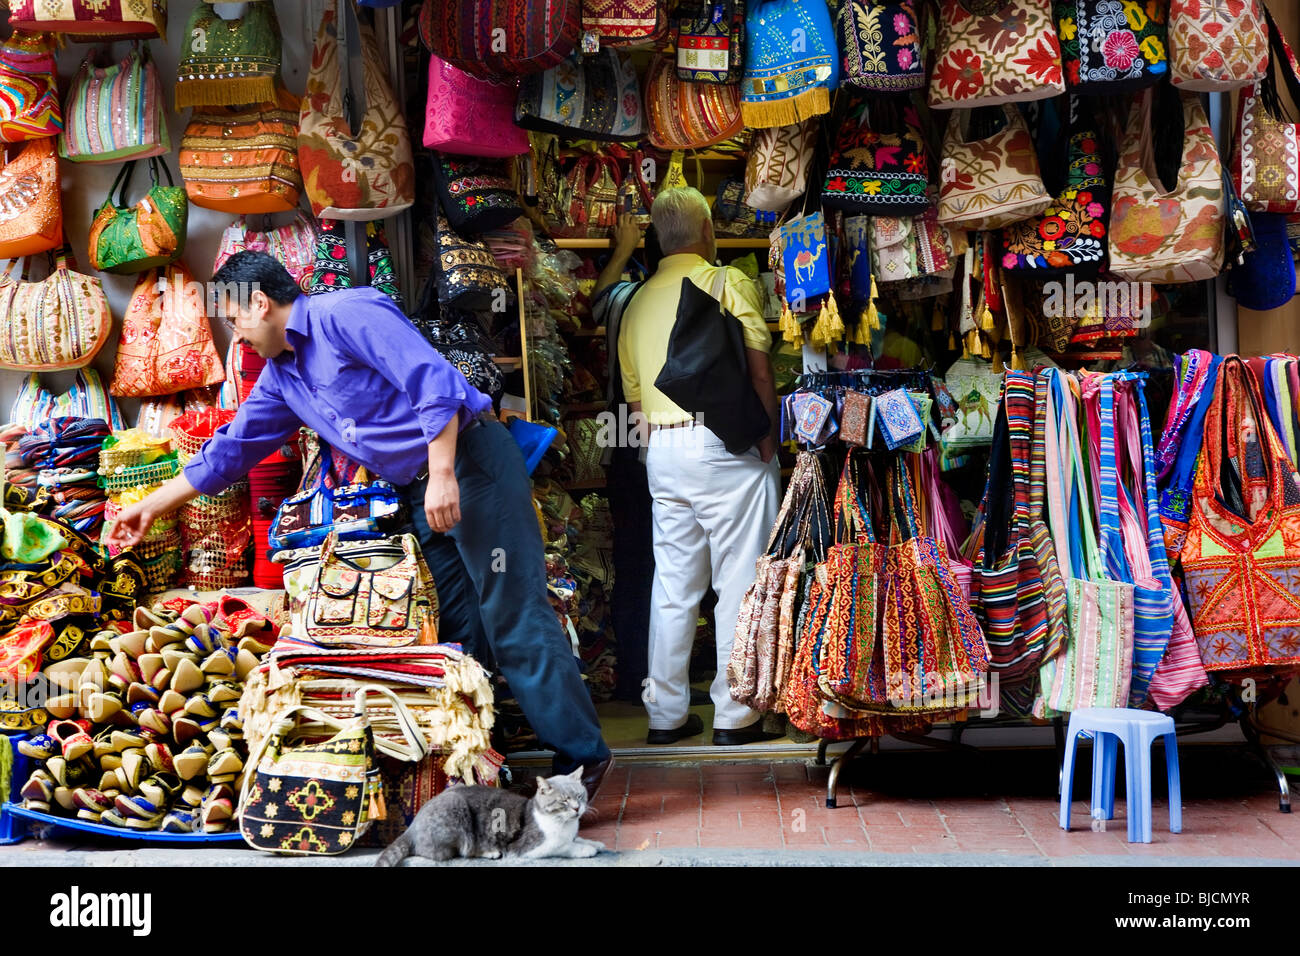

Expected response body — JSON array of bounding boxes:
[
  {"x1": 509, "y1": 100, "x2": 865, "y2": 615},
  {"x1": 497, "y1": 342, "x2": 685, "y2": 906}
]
[{"x1": 375, "y1": 833, "x2": 411, "y2": 867}]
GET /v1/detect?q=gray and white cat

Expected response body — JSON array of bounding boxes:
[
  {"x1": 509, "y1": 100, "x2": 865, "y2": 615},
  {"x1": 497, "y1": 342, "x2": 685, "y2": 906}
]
[{"x1": 375, "y1": 768, "x2": 606, "y2": 865}]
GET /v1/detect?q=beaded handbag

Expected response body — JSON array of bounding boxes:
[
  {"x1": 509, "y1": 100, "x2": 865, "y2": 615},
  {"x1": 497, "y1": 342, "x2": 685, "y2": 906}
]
[
  {"x1": 0, "y1": 247, "x2": 112, "y2": 373},
  {"x1": 59, "y1": 45, "x2": 169, "y2": 164},
  {"x1": 0, "y1": 137, "x2": 62, "y2": 259},
  {"x1": 180, "y1": 87, "x2": 302, "y2": 214}
]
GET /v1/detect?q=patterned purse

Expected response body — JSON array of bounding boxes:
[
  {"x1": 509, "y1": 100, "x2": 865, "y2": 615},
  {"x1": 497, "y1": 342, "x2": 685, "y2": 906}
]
[
  {"x1": 0, "y1": 247, "x2": 112, "y2": 372},
  {"x1": 0, "y1": 32, "x2": 62, "y2": 142},
  {"x1": 432, "y1": 155, "x2": 523, "y2": 235},
  {"x1": 745, "y1": 120, "x2": 818, "y2": 212},
  {"x1": 939, "y1": 105, "x2": 1052, "y2": 230},
  {"x1": 581, "y1": 0, "x2": 669, "y2": 46},
  {"x1": 1056, "y1": 0, "x2": 1169, "y2": 94},
  {"x1": 7, "y1": 0, "x2": 166, "y2": 40},
  {"x1": 214, "y1": 213, "x2": 318, "y2": 294},
  {"x1": 1169, "y1": 0, "x2": 1268, "y2": 91},
  {"x1": 175, "y1": 0, "x2": 279, "y2": 109},
  {"x1": 676, "y1": 0, "x2": 745, "y2": 84},
  {"x1": 516, "y1": 49, "x2": 646, "y2": 142},
  {"x1": 838, "y1": 0, "x2": 925, "y2": 92},
  {"x1": 740, "y1": 0, "x2": 839, "y2": 127},
  {"x1": 421, "y1": 0, "x2": 580, "y2": 81},
  {"x1": 59, "y1": 45, "x2": 169, "y2": 164},
  {"x1": 309, "y1": 220, "x2": 403, "y2": 307},
  {"x1": 423, "y1": 55, "x2": 529, "y2": 158},
  {"x1": 87, "y1": 158, "x2": 188, "y2": 274},
  {"x1": 646, "y1": 56, "x2": 744, "y2": 150},
  {"x1": 1232, "y1": 6, "x2": 1300, "y2": 214},
  {"x1": 434, "y1": 213, "x2": 513, "y2": 311},
  {"x1": 0, "y1": 137, "x2": 62, "y2": 259},
  {"x1": 823, "y1": 97, "x2": 930, "y2": 215},
  {"x1": 929, "y1": 0, "x2": 1065, "y2": 109}
]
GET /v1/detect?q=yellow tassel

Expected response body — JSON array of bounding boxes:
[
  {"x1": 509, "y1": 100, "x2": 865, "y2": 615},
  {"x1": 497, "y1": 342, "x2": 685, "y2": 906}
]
[
  {"x1": 826, "y1": 294, "x2": 844, "y2": 342},
  {"x1": 810, "y1": 303, "x2": 830, "y2": 351},
  {"x1": 1010, "y1": 346, "x2": 1027, "y2": 372},
  {"x1": 740, "y1": 86, "x2": 830, "y2": 129},
  {"x1": 991, "y1": 349, "x2": 1005, "y2": 373},
  {"x1": 979, "y1": 304, "x2": 995, "y2": 333},
  {"x1": 948, "y1": 331, "x2": 957, "y2": 351},
  {"x1": 175, "y1": 76, "x2": 277, "y2": 109}
]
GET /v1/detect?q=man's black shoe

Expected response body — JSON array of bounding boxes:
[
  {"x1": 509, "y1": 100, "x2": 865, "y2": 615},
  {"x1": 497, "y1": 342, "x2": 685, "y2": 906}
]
[
  {"x1": 581, "y1": 755, "x2": 615, "y2": 803},
  {"x1": 646, "y1": 713, "x2": 704, "y2": 745},
  {"x1": 712, "y1": 720, "x2": 783, "y2": 746}
]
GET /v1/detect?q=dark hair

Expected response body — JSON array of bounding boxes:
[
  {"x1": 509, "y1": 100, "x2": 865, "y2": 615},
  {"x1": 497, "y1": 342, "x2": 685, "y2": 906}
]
[{"x1": 210, "y1": 250, "x2": 302, "y2": 306}]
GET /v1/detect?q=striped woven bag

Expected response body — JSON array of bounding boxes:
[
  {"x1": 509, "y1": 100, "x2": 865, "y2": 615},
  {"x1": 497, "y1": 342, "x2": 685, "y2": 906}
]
[
  {"x1": 58, "y1": 46, "x2": 169, "y2": 164},
  {"x1": 645, "y1": 55, "x2": 744, "y2": 150}
]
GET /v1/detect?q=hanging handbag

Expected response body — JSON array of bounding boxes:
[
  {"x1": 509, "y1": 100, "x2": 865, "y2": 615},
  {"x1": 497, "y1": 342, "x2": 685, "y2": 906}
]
[
  {"x1": 0, "y1": 247, "x2": 112, "y2": 372},
  {"x1": 87, "y1": 158, "x2": 187, "y2": 275},
  {"x1": 214, "y1": 212, "x2": 318, "y2": 294},
  {"x1": 780, "y1": 212, "x2": 832, "y2": 307},
  {"x1": 432, "y1": 155, "x2": 523, "y2": 235},
  {"x1": 838, "y1": 0, "x2": 925, "y2": 92},
  {"x1": 6, "y1": 0, "x2": 166, "y2": 40},
  {"x1": 0, "y1": 32, "x2": 62, "y2": 142},
  {"x1": 299, "y1": 2, "x2": 415, "y2": 221},
  {"x1": 1110, "y1": 87, "x2": 1225, "y2": 283},
  {"x1": 175, "y1": 0, "x2": 280, "y2": 109},
  {"x1": 741, "y1": 0, "x2": 838, "y2": 127},
  {"x1": 938, "y1": 105, "x2": 1052, "y2": 230},
  {"x1": 110, "y1": 263, "x2": 225, "y2": 398},
  {"x1": 676, "y1": 0, "x2": 745, "y2": 84},
  {"x1": 516, "y1": 49, "x2": 646, "y2": 142},
  {"x1": 1169, "y1": 0, "x2": 1268, "y2": 91},
  {"x1": 179, "y1": 87, "x2": 303, "y2": 214},
  {"x1": 58, "y1": 45, "x2": 169, "y2": 164},
  {"x1": 1056, "y1": 0, "x2": 1168, "y2": 94},
  {"x1": 10, "y1": 368, "x2": 123, "y2": 428},
  {"x1": 433, "y1": 213, "x2": 513, "y2": 311},
  {"x1": 745, "y1": 120, "x2": 818, "y2": 212},
  {"x1": 424, "y1": 55, "x2": 529, "y2": 158},
  {"x1": 929, "y1": 0, "x2": 1064, "y2": 109},
  {"x1": 645, "y1": 56, "x2": 745, "y2": 150},
  {"x1": 421, "y1": 0, "x2": 580, "y2": 81},
  {"x1": 308, "y1": 219, "x2": 404, "y2": 307},
  {"x1": 0, "y1": 138, "x2": 62, "y2": 259},
  {"x1": 1232, "y1": 6, "x2": 1300, "y2": 214},
  {"x1": 1230, "y1": 210, "x2": 1297, "y2": 311},
  {"x1": 581, "y1": 0, "x2": 669, "y2": 46},
  {"x1": 823, "y1": 97, "x2": 930, "y2": 215}
]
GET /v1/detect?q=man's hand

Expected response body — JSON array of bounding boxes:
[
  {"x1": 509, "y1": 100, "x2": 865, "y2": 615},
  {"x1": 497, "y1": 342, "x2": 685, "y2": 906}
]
[
  {"x1": 425, "y1": 467, "x2": 461, "y2": 533},
  {"x1": 105, "y1": 500, "x2": 158, "y2": 550},
  {"x1": 757, "y1": 435, "x2": 778, "y2": 464},
  {"x1": 612, "y1": 211, "x2": 642, "y2": 257}
]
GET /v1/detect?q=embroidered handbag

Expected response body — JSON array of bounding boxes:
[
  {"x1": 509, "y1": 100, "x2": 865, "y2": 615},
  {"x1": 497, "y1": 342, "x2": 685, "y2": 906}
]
[
  {"x1": 1001, "y1": 96, "x2": 1107, "y2": 274},
  {"x1": 58, "y1": 45, "x2": 169, "y2": 164},
  {"x1": 179, "y1": 87, "x2": 303, "y2": 214},
  {"x1": 1110, "y1": 87, "x2": 1225, "y2": 283},
  {"x1": 645, "y1": 56, "x2": 744, "y2": 150},
  {"x1": 0, "y1": 32, "x2": 62, "y2": 142},
  {"x1": 10, "y1": 368, "x2": 123, "y2": 428},
  {"x1": 214, "y1": 212, "x2": 318, "y2": 294},
  {"x1": 741, "y1": 0, "x2": 839, "y2": 127},
  {"x1": 424, "y1": 55, "x2": 529, "y2": 158},
  {"x1": 110, "y1": 263, "x2": 225, "y2": 398},
  {"x1": 421, "y1": 0, "x2": 580, "y2": 81},
  {"x1": 676, "y1": 0, "x2": 745, "y2": 84},
  {"x1": 930, "y1": 0, "x2": 1064, "y2": 108},
  {"x1": 7, "y1": 0, "x2": 166, "y2": 40},
  {"x1": 299, "y1": 3, "x2": 415, "y2": 221},
  {"x1": 175, "y1": 0, "x2": 280, "y2": 109},
  {"x1": 1056, "y1": 0, "x2": 1169, "y2": 94},
  {"x1": 0, "y1": 138, "x2": 62, "y2": 259},
  {"x1": 0, "y1": 248, "x2": 112, "y2": 372},
  {"x1": 432, "y1": 155, "x2": 523, "y2": 235},
  {"x1": 87, "y1": 158, "x2": 187, "y2": 275},
  {"x1": 581, "y1": 0, "x2": 669, "y2": 46},
  {"x1": 516, "y1": 49, "x2": 645, "y2": 142},
  {"x1": 433, "y1": 213, "x2": 513, "y2": 311},
  {"x1": 309, "y1": 219, "x2": 404, "y2": 307},
  {"x1": 938, "y1": 105, "x2": 1052, "y2": 229},
  {"x1": 1169, "y1": 0, "x2": 1268, "y2": 91},
  {"x1": 780, "y1": 212, "x2": 832, "y2": 307},
  {"x1": 838, "y1": 0, "x2": 925, "y2": 92},
  {"x1": 1232, "y1": 6, "x2": 1300, "y2": 214},
  {"x1": 823, "y1": 97, "x2": 930, "y2": 215},
  {"x1": 745, "y1": 120, "x2": 819, "y2": 212}
]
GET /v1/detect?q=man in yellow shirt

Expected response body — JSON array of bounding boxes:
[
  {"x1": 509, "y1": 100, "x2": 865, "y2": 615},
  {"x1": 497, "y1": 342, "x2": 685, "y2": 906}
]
[{"x1": 596, "y1": 188, "x2": 781, "y2": 746}]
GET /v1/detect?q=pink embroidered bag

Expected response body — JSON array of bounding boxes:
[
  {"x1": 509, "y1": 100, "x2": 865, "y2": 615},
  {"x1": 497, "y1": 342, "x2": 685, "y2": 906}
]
[
  {"x1": 424, "y1": 55, "x2": 528, "y2": 158},
  {"x1": 214, "y1": 213, "x2": 318, "y2": 294}
]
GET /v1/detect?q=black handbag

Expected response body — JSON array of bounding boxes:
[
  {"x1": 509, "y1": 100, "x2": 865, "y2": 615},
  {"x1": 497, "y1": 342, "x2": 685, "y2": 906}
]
[
  {"x1": 433, "y1": 212, "x2": 512, "y2": 311},
  {"x1": 431, "y1": 154, "x2": 523, "y2": 235},
  {"x1": 653, "y1": 270, "x2": 769, "y2": 454}
]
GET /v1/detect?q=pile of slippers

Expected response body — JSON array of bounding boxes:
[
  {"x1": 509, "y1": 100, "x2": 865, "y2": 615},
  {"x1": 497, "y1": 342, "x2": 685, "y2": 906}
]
[{"x1": 16, "y1": 595, "x2": 277, "y2": 834}]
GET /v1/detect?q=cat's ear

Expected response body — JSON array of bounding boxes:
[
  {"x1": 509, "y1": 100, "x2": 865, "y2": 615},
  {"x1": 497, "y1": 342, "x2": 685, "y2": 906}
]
[
  {"x1": 536, "y1": 777, "x2": 551, "y2": 793},
  {"x1": 567, "y1": 767, "x2": 585, "y2": 783}
]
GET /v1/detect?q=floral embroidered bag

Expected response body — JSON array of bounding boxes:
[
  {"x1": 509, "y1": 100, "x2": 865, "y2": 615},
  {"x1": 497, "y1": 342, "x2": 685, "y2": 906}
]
[
  {"x1": 838, "y1": 0, "x2": 926, "y2": 92},
  {"x1": 938, "y1": 105, "x2": 1052, "y2": 229},
  {"x1": 516, "y1": 49, "x2": 645, "y2": 142},
  {"x1": 929, "y1": 0, "x2": 1065, "y2": 109},
  {"x1": 1169, "y1": 0, "x2": 1268, "y2": 92},
  {"x1": 423, "y1": 55, "x2": 529, "y2": 158},
  {"x1": 1231, "y1": 5, "x2": 1300, "y2": 213},
  {"x1": 1055, "y1": 0, "x2": 1169, "y2": 94},
  {"x1": 822, "y1": 97, "x2": 931, "y2": 215},
  {"x1": 432, "y1": 155, "x2": 523, "y2": 235}
]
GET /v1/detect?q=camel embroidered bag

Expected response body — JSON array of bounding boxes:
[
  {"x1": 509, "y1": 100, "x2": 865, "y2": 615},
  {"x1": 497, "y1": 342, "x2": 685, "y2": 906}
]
[
  {"x1": 59, "y1": 45, "x2": 169, "y2": 164},
  {"x1": 7, "y1": 0, "x2": 166, "y2": 40},
  {"x1": 110, "y1": 263, "x2": 225, "y2": 398},
  {"x1": 938, "y1": 105, "x2": 1051, "y2": 230},
  {"x1": 87, "y1": 158, "x2": 188, "y2": 274},
  {"x1": 0, "y1": 247, "x2": 112, "y2": 372},
  {"x1": 1169, "y1": 0, "x2": 1268, "y2": 91},
  {"x1": 423, "y1": 56, "x2": 528, "y2": 158},
  {"x1": 839, "y1": 0, "x2": 925, "y2": 92},
  {"x1": 421, "y1": 0, "x2": 580, "y2": 81},
  {"x1": 0, "y1": 137, "x2": 62, "y2": 259},
  {"x1": 745, "y1": 120, "x2": 818, "y2": 212},
  {"x1": 299, "y1": 4, "x2": 414, "y2": 221},
  {"x1": 516, "y1": 49, "x2": 645, "y2": 142},
  {"x1": 823, "y1": 98, "x2": 930, "y2": 215},
  {"x1": 676, "y1": 0, "x2": 745, "y2": 84},
  {"x1": 1109, "y1": 88, "x2": 1225, "y2": 283},
  {"x1": 929, "y1": 0, "x2": 1064, "y2": 109},
  {"x1": 0, "y1": 32, "x2": 62, "y2": 142},
  {"x1": 581, "y1": 0, "x2": 669, "y2": 46},
  {"x1": 1232, "y1": 6, "x2": 1300, "y2": 213},
  {"x1": 646, "y1": 56, "x2": 744, "y2": 150},
  {"x1": 1056, "y1": 0, "x2": 1169, "y2": 94}
]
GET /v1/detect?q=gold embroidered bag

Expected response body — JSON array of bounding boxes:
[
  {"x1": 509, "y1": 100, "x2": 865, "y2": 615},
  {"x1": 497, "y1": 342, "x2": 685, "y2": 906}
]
[
  {"x1": 0, "y1": 137, "x2": 62, "y2": 259},
  {"x1": 937, "y1": 105, "x2": 1051, "y2": 229},
  {"x1": 0, "y1": 247, "x2": 112, "y2": 372},
  {"x1": 929, "y1": 0, "x2": 1065, "y2": 109}
]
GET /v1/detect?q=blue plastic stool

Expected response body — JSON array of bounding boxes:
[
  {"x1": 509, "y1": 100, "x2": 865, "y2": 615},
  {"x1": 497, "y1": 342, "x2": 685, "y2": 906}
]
[{"x1": 1058, "y1": 707, "x2": 1182, "y2": 844}]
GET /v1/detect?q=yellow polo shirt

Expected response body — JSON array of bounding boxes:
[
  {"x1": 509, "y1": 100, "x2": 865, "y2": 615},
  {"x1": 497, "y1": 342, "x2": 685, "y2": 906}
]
[{"x1": 617, "y1": 254, "x2": 772, "y2": 425}]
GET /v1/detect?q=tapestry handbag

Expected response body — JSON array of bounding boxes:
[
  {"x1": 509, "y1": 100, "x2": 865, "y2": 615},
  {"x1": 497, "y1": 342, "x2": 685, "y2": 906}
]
[
  {"x1": 87, "y1": 158, "x2": 187, "y2": 274},
  {"x1": 645, "y1": 56, "x2": 744, "y2": 150},
  {"x1": 433, "y1": 213, "x2": 512, "y2": 311},
  {"x1": 0, "y1": 137, "x2": 62, "y2": 259},
  {"x1": 581, "y1": 0, "x2": 669, "y2": 46},
  {"x1": 780, "y1": 211, "x2": 832, "y2": 307},
  {"x1": 240, "y1": 685, "x2": 427, "y2": 855},
  {"x1": 432, "y1": 154, "x2": 524, "y2": 235},
  {"x1": 1180, "y1": 356, "x2": 1300, "y2": 676},
  {"x1": 676, "y1": 0, "x2": 745, "y2": 84},
  {"x1": 421, "y1": 0, "x2": 580, "y2": 81},
  {"x1": 424, "y1": 55, "x2": 529, "y2": 158},
  {"x1": 299, "y1": 2, "x2": 415, "y2": 220},
  {"x1": 0, "y1": 32, "x2": 62, "y2": 142},
  {"x1": 745, "y1": 120, "x2": 818, "y2": 212},
  {"x1": 939, "y1": 354, "x2": 1002, "y2": 449},
  {"x1": 741, "y1": 0, "x2": 839, "y2": 127},
  {"x1": 1109, "y1": 87, "x2": 1225, "y2": 283},
  {"x1": 0, "y1": 247, "x2": 112, "y2": 372},
  {"x1": 838, "y1": 0, "x2": 925, "y2": 92},
  {"x1": 1001, "y1": 97, "x2": 1107, "y2": 275},
  {"x1": 175, "y1": 0, "x2": 280, "y2": 109},
  {"x1": 929, "y1": 0, "x2": 1064, "y2": 109},
  {"x1": 823, "y1": 97, "x2": 930, "y2": 215},
  {"x1": 1232, "y1": 6, "x2": 1300, "y2": 213},
  {"x1": 1024, "y1": 369, "x2": 1070, "y2": 665},
  {"x1": 309, "y1": 219, "x2": 404, "y2": 307},
  {"x1": 214, "y1": 212, "x2": 318, "y2": 294},
  {"x1": 1056, "y1": 0, "x2": 1168, "y2": 94},
  {"x1": 551, "y1": 151, "x2": 622, "y2": 238},
  {"x1": 179, "y1": 87, "x2": 303, "y2": 214},
  {"x1": 1169, "y1": 0, "x2": 1267, "y2": 91},
  {"x1": 110, "y1": 262, "x2": 225, "y2": 398},
  {"x1": 59, "y1": 45, "x2": 169, "y2": 164},
  {"x1": 938, "y1": 105, "x2": 1052, "y2": 229},
  {"x1": 516, "y1": 49, "x2": 646, "y2": 142},
  {"x1": 7, "y1": 0, "x2": 166, "y2": 40}
]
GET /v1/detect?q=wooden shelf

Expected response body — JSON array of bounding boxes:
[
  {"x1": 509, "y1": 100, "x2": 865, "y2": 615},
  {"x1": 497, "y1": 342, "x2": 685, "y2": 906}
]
[
  {"x1": 493, "y1": 356, "x2": 524, "y2": 369},
  {"x1": 553, "y1": 238, "x2": 770, "y2": 249},
  {"x1": 563, "y1": 479, "x2": 608, "y2": 492},
  {"x1": 567, "y1": 327, "x2": 607, "y2": 338},
  {"x1": 562, "y1": 401, "x2": 607, "y2": 413}
]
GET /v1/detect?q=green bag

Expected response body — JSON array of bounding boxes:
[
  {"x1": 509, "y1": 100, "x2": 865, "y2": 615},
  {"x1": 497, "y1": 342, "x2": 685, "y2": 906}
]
[{"x1": 87, "y1": 158, "x2": 188, "y2": 275}]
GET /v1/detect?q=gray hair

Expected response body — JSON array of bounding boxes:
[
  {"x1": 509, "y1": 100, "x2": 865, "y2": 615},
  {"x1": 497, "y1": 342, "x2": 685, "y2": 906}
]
[{"x1": 651, "y1": 187, "x2": 711, "y2": 253}]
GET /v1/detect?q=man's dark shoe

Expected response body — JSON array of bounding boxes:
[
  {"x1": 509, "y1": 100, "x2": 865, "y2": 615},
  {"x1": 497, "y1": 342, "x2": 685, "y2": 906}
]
[
  {"x1": 646, "y1": 713, "x2": 704, "y2": 745},
  {"x1": 712, "y1": 720, "x2": 783, "y2": 746},
  {"x1": 581, "y1": 755, "x2": 615, "y2": 803}
]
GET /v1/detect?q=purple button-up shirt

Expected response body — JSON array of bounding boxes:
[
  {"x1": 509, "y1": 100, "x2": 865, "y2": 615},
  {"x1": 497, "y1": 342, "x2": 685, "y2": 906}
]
[{"x1": 184, "y1": 288, "x2": 492, "y2": 496}]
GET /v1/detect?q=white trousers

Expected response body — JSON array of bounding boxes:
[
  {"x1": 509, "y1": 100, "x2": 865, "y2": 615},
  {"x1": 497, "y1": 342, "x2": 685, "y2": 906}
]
[{"x1": 644, "y1": 424, "x2": 780, "y2": 730}]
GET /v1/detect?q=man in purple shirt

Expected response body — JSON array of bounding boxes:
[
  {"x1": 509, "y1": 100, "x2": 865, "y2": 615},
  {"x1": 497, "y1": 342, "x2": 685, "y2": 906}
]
[{"x1": 106, "y1": 252, "x2": 612, "y2": 798}]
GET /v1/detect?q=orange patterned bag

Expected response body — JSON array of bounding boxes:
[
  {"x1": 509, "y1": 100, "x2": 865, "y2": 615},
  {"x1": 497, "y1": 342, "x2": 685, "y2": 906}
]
[
  {"x1": 929, "y1": 0, "x2": 1064, "y2": 109},
  {"x1": 0, "y1": 137, "x2": 62, "y2": 259},
  {"x1": 180, "y1": 87, "x2": 302, "y2": 214}
]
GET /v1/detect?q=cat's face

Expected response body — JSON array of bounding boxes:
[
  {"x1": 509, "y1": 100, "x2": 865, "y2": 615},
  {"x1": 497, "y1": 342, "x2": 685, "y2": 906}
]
[{"x1": 533, "y1": 768, "x2": 587, "y2": 821}]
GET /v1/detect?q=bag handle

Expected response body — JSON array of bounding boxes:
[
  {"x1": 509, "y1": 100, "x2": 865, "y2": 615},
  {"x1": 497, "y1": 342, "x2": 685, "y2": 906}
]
[
  {"x1": 1261, "y1": 4, "x2": 1300, "y2": 124},
  {"x1": 1094, "y1": 374, "x2": 1134, "y2": 582},
  {"x1": 1054, "y1": 370, "x2": 1103, "y2": 581},
  {"x1": 110, "y1": 161, "x2": 138, "y2": 209}
]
